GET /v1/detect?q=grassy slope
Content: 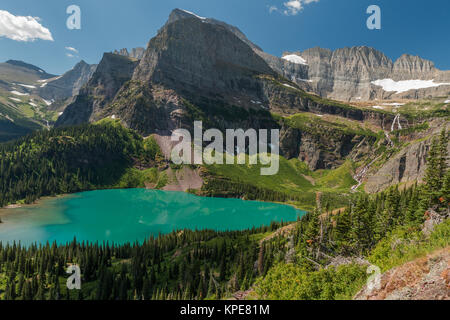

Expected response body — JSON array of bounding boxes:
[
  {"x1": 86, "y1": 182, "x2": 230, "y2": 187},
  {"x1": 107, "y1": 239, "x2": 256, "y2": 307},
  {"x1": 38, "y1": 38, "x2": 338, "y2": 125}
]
[
  {"x1": 284, "y1": 113, "x2": 378, "y2": 137},
  {"x1": 253, "y1": 218, "x2": 450, "y2": 300},
  {"x1": 205, "y1": 154, "x2": 357, "y2": 211},
  {"x1": 0, "y1": 65, "x2": 61, "y2": 142},
  {"x1": 206, "y1": 156, "x2": 356, "y2": 193},
  {"x1": 0, "y1": 102, "x2": 43, "y2": 142}
]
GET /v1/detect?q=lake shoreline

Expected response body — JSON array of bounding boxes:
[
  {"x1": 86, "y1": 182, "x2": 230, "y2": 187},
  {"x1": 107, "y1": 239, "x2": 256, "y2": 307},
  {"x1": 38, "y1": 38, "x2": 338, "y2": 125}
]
[
  {"x1": 1, "y1": 186, "x2": 310, "y2": 216},
  {"x1": 0, "y1": 194, "x2": 74, "y2": 219},
  {"x1": 0, "y1": 188, "x2": 304, "y2": 245}
]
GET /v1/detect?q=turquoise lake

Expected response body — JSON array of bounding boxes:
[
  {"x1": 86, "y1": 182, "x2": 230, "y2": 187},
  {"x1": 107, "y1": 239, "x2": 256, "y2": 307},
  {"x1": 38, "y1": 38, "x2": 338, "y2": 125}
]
[{"x1": 0, "y1": 189, "x2": 304, "y2": 245}]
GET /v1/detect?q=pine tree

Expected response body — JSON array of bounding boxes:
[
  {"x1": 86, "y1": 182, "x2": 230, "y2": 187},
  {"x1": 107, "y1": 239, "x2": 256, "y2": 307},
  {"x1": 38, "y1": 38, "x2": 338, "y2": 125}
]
[
  {"x1": 335, "y1": 208, "x2": 351, "y2": 252},
  {"x1": 442, "y1": 170, "x2": 450, "y2": 205},
  {"x1": 423, "y1": 137, "x2": 442, "y2": 206},
  {"x1": 438, "y1": 129, "x2": 448, "y2": 183}
]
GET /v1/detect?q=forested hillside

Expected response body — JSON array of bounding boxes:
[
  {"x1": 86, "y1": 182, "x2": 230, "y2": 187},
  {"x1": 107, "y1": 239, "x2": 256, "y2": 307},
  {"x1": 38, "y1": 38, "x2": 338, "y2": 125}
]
[
  {"x1": 0, "y1": 130, "x2": 447, "y2": 300},
  {"x1": 0, "y1": 120, "x2": 160, "y2": 207}
]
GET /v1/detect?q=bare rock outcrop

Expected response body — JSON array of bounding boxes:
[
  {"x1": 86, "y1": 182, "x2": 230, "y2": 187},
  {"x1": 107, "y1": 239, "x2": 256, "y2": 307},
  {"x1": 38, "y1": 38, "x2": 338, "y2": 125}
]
[
  {"x1": 354, "y1": 248, "x2": 450, "y2": 300},
  {"x1": 257, "y1": 46, "x2": 450, "y2": 101},
  {"x1": 38, "y1": 60, "x2": 97, "y2": 101},
  {"x1": 113, "y1": 47, "x2": 146, "y2": 60},
  {"x1": 365, "y1": 121, "x2": 450, "y2": 193},
  {"x1": 56, "y1": 53, "x2": 139, "y2": 126}
]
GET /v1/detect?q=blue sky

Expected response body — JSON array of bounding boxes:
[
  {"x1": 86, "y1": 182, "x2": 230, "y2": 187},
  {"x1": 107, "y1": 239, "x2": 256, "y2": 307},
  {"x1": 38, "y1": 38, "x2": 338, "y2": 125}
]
[{"x1": 0, "y1": 0, "x2": 449, "y2": 75}]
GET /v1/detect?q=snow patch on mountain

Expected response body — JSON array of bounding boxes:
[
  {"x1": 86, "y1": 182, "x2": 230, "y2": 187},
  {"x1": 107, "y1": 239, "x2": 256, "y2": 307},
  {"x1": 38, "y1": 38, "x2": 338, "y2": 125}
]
[
  {"x1": 10, "y1": 90, "x2": 29, "y2": 96},
  {"x1": 0, "y1": 113, "x2": 14, "y2": 122},
  {"x1": 180, "y1": 9, "x2": 206, "y2": 20},
  {"x1": 282, "y1": 54, "x2": 308, "y2": 65},
  {"x1": 17, "y1": 83, "x2": 36, "y2": 89},
  {"x1": 42, "y1": 99, "x2": 53, "y2": 106},
  {"x1": 372, "y1": 79, "x2": 450, "y2": 94}
]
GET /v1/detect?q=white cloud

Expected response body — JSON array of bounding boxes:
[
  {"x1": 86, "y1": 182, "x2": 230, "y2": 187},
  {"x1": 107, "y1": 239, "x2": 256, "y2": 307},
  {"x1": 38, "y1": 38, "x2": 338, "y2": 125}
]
[
  {"x1": 0, "y1": 10, "x2": 53, "y2": 42},
  {"x1": 65, "y1": 46, "x2": 79, "y2": 58},
  {"x1": 283, "y1": 0, "x2": 320, "y2": 16},
  {"x1": 65, "y1": 46, "x2": 78, "y2": 53}
]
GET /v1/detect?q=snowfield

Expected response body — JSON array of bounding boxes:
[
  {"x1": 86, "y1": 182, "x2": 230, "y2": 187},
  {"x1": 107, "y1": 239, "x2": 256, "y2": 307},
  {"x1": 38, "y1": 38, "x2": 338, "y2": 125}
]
[
  {"x1": 282, "y1": 54, "x2": 308, "y2": 65},
  {"x1": 0, "y1": 113, "x2": 14, "y2": 122},
  {"x1": 372, "y1": 79, "x2": 450, "y2": 94},
  {"x1": 17, "y1": 83, "x2": 36, "y2": 89},
  {"x1": 10, "y1": 90, "x2": 29, "y2": 96},
  {"x1": 42, "y1": 99, "x2": 53, "y2": 106}
]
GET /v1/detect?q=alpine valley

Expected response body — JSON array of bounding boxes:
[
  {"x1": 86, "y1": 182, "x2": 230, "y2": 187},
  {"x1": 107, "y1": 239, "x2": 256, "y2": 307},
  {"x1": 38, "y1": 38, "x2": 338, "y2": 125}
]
[{"x1": 0, "y1": 9, "x2": 448, "y2": 301}]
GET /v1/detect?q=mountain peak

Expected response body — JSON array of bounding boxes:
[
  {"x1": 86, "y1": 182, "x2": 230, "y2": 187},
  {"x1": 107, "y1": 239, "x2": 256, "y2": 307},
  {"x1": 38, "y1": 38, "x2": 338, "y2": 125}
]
[
  {"x1": 76, "y1": 60, "x2": 89, "y2": 67},
  {"x1": 395, "y1": 54, "x2": 435, "y2": 67},
  {"x1": 113, "y1": 47, "x2": 145, "y2": 60},
  {"x1": 169, "y1": 8, "x2": 207, "y2": 22},
  {"x1": 134, "y1": 13, "x2": 274, "y2": 93},
  {"x1": 393, "y1": 54, "x2": 436, "y2": 78},
  {"x1": 164, "y1": 9, "x2": 262, "y2": 52},
  {"x1": 5, "y1": 60, "x2": 54, "y2": 77}
]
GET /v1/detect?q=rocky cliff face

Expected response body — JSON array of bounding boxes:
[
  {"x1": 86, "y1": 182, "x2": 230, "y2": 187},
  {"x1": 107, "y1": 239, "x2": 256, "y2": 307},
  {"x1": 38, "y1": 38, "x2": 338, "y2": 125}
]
[
  {"x1": 133, "y1": 14, "x2": 275, "y2": 99},
  {"x1": 56, "y1": 53, "x2": 138, "y2": 126},
  {"x1": 38, "y1": 60, "x2": 97, "y2": 101},
  {"x1": 254, "y1": 50, "x2": 312, "y2": 92},
  {"x1": 279, "y1": 125, "x2": 373, "y2": 170},
  {"x1": 393, "y1": 54, "x2": 437, "y2": 80},
  {"x1": 304, "y1": 46, "x2": 393, "y2": 101},
  {"x1": 257, "y1": 46, "x2": 450, "y2": 101},
  {"x1": 365, "y1": 120, "x2": 450, "y2": 193},
  {"x1": 113, "y1": 47, "x2": 146, "y2": 60},
  {"x1": 57, "y1": 11, "x2": 278, "y2": 131},
  {"x1": 55, "y1": 9, "x2": 402, "y2": 171},
  {"x1": 165, "y1": 9, "x2": 263, "y2": 52},
  {"x1": 57, "y1": 9, "x2": 450, "y2": 176}
]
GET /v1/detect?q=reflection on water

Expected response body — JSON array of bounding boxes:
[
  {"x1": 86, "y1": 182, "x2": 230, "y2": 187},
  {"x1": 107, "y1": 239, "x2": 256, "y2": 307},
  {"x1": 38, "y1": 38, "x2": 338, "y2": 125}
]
[{"x1": 0, "y1": 189, "x2": 304, "y2": 245}]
